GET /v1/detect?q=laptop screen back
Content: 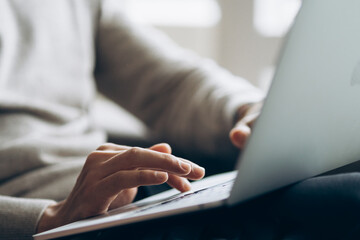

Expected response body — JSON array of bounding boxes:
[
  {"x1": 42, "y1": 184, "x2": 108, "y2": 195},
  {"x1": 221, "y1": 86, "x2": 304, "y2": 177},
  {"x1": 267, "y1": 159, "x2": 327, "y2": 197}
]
[{"x1": 229, "y1": 0, "x2": 360, "y2": 205}]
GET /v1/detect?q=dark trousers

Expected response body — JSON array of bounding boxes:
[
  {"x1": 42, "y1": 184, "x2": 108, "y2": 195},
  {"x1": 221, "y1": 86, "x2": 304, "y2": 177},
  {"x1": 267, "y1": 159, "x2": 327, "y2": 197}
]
[
  {"x1": 135, "y1": 172, "x2": 360, "y2": 240},
  {"x1": 63, "y1": 172, "x2": 360, "y2": 240}
]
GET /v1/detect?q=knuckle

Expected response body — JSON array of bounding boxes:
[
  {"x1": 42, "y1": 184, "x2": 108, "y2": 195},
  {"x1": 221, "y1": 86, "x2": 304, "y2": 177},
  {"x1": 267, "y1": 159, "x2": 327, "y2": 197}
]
[
  {"x1": 136, "y1": 171, "x2": 148, "y2": 184},
  {"x1": 84, "y1": 151, "x2": 104, "y2": 171},
  {"x1": 77, "y1": 166, "x2": 98, "y2": 186},
  {"x1": 163, "y1": 154, "x2": 176, "y2": 165},
  {"x1": 126, "y1": 147, "x2": 141, "y2": 158},
  {"x1": 86, "y1": 151, "x2": 100, "y2": 165},
  {"x1": 96, "y1": 143, "x2": 114, "y2": 151}
]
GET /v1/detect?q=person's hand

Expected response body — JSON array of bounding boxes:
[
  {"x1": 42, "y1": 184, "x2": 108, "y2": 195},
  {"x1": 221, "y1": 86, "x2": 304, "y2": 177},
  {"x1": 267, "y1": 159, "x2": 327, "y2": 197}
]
[
  {"x1": 36, "y1": 143, "x2": 205, "y2": 233},
  {"x1": 229, "y1": 103, "x2": 262, "y2": 149}
]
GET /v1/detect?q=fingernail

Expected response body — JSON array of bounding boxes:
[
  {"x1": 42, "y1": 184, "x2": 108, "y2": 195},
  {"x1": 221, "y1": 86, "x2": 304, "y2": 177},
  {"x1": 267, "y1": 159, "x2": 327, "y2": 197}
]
[
  {"x1": 182, "y1": 180, "x2": 192, "y2": 192},
  {"x1": 179, "y1": 161, "x2": 191, "y2": 173},
  {"x1": 194, "y1": 166, "x2": 205, "y2": 177},
  {"x1": 233, "y1": 129, "x2": 248, "y2": 149}
]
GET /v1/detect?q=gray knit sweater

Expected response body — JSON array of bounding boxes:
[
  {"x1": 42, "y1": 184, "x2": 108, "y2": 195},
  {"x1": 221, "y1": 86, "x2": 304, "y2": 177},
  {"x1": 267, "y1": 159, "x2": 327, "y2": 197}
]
[{"x1": 0, "y1": 0, "x2": 263, "y2": 239}]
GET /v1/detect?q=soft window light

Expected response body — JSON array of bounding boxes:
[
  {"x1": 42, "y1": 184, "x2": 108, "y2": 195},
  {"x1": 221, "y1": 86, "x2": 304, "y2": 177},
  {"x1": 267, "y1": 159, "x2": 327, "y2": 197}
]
[
  {"x1": 254, "y1": 0, "x2": 301, "y2": 37},
  {"x1": 123, "y1": 0, "x2": 221, "y2": 27}
]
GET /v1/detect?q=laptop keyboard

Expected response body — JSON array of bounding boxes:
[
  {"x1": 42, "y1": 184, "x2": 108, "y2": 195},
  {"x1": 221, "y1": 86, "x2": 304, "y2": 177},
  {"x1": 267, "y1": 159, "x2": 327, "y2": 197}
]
[{"x1": 130, "y1": 180, "x2": 234, "y2": 215}]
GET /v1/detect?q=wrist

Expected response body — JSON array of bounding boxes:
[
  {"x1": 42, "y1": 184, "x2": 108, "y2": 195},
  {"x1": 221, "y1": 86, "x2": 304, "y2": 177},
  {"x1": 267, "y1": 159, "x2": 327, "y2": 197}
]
[{"x1": 36, "y1": 201, "x2": 64, "y2": 233}]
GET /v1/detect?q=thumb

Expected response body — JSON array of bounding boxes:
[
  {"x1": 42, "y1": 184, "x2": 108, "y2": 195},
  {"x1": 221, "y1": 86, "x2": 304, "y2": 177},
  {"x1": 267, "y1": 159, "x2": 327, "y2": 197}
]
[{"x1": 230, "y1": 122, "x2": 251, "y2": 149}]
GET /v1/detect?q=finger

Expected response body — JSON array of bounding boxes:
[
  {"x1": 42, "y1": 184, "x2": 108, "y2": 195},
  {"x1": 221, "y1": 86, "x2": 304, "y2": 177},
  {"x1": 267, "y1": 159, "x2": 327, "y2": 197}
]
[
  {"x1": 243, "y1": 112, "x2": 259, "y2": 129},
  {"x1": 108, "y1": 188, "x2": 138, "y2": 210},
  {"x1": 150, "y1": 144, "x2": 204, "y2": 179},
  {"x1": 230, "y1": 123, "x2": 251, "y2": 149},
  {"x1": 90, "y1": 143, "x2": 171, "y2": 164},
  {"x1": 86, "y1": 143, "x2": 130, "y2": 164},
  {"x1": 89, "y1": 143, "x2": 171, "y2": 167},
  {"x1": 102, "y1": 147, "x2": 193, "y2": 176},
  {"x1": 96, "y1": 143, "x2": 131, "y2": 151},
  {"x1": 97, "y1": 142, "x2": 172, "y2": 153},
  {"x1": 98, "y1": 170, "x2": 168, "y2": 199},
  {"x1": 149, "y1": 143, "x2": 172, "y2": 154},
  {"x1": 178, "y1": 159, "x2": 205, "y2": 180},
  {"x1": 84, "y1": 150, "x2": 127, "y2": 169},
  {"x1": 230, "y1": 112, "x2": 259, "y2": 149},
  {"x1": 166, "y1": 174, "x2": 192, "y2": 192},
  {"x1": 87, "y1": 149, "x2": 204, "y2": 182},
  {"x1": 248, "y1": 118, "x2": 256, "y2": 128},
  {"x1": 133, "y1": 160, "x2": 204, "y2": 181}
]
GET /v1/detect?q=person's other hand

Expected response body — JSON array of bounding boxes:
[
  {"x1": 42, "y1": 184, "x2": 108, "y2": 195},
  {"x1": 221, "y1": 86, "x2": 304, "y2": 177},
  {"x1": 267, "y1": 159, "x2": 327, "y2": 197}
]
[
  {"x1": 36, "y1": 143, "x2": 205, "y2": 233},
  {"x1": 229, "y1": 103, "x2": 262, "y2": 149}
]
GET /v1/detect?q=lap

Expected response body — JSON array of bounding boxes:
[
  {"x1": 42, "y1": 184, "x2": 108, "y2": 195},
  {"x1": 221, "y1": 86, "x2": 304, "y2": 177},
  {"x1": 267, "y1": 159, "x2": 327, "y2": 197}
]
[
  {"x1": 140, "y1": 172, "x2": 360, "y2": 240},
  {"x1": 273, "y1": 172, "x2": 360, "y2": 239},
  {"x1": 65, "y1": 172, "x2": 360, "y2": 240}
]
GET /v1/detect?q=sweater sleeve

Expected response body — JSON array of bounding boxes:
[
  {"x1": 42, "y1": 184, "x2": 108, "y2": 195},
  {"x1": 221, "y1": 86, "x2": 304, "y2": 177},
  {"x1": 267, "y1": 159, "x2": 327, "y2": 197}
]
[
  {"x1": 0, "y1": 196, "x2": 55, "y2": 240},
  {"x1": 94, "y1": 8, "x2": 264, "y2": 158}
]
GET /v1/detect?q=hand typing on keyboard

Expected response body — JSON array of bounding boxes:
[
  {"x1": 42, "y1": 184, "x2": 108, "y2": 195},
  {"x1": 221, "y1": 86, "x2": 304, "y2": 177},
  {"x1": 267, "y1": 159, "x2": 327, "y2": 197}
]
[{"x1": 36, "y1": 143, "x2": 205, "y2": 234}]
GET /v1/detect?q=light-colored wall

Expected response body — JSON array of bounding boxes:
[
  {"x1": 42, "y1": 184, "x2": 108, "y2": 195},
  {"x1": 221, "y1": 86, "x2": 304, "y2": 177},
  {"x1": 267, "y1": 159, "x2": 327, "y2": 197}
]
[
  {"x1": 217, "y1": 0, "x2": 284, "y2": 90},
  {"x1": 151, "y1": 0, "x2": 289, "y2": 91},
  {"x1": 157, "y1": 26, "x2": 221, "y2": 62},
  {"x1": 119, "y1": 0, "x2": 302, "y2": 90}
]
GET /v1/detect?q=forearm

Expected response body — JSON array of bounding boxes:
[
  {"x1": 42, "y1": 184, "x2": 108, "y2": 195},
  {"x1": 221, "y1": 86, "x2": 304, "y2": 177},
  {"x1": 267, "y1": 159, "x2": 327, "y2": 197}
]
[{"x1": 94, "y1": 12, "x2": 264, "y2": 156}]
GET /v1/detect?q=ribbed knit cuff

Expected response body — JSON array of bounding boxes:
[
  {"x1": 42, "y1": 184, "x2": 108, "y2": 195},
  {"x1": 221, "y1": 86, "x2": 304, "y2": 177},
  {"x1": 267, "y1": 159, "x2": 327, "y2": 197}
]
[{"x1": 0, "y1": 196, "x2": 56, "y2": 240}]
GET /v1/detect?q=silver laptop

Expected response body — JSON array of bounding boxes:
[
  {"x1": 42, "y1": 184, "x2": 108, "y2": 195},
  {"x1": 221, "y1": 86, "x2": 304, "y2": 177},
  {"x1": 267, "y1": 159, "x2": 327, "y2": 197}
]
[{"x1": 34, "y1": 0, "x2": 360, "y2": 239}]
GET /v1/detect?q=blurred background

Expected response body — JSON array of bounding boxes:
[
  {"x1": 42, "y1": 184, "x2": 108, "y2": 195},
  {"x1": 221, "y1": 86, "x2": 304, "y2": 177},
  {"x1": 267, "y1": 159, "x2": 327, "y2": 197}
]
[
  {"x1": 120, "y1": 0, "x2": 302, "y2": 91},
  {"x1": 95, "y1": 0, "x2": 302, "y2": 144}
]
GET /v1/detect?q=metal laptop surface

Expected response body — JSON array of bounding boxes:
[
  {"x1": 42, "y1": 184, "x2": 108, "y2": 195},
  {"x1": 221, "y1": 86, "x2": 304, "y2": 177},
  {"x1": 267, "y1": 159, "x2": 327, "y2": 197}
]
[{"x1": 229, "y1": 0, "x2": 360, "y2": 204}]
